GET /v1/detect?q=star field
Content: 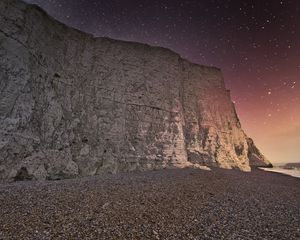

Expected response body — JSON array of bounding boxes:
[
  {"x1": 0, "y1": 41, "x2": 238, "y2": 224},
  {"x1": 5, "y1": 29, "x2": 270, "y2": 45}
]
[{"x1": 24, "y1": 0, "x2": 300, "y2": 164}]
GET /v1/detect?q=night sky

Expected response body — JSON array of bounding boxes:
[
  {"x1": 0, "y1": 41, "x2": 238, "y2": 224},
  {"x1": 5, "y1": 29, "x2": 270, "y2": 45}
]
[{"x1": 24, "y1": 0, "x2": 300, "y2": 164}]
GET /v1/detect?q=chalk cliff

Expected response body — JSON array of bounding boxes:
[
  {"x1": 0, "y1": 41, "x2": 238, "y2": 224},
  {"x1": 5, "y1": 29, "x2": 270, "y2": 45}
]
[{"x1": 0, "y1": 0, "x2": 271, "y2": 181}]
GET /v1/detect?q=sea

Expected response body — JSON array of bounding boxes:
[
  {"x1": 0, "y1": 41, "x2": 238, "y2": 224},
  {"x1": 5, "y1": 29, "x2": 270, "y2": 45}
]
[{"x1": 260, "y1": 166, "x2": 300, "y2": 178}]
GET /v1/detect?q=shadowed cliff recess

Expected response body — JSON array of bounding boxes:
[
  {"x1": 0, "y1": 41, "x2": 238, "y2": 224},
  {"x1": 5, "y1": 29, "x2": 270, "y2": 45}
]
[{"x1": 0, "y1": 0, "x2": 271, "y2": 181}]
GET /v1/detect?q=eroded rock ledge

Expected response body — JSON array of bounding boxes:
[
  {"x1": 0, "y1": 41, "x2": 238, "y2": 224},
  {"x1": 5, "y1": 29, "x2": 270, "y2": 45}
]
[{"x1": 0, "y1": 0, "x2": 272, "y2": 181}]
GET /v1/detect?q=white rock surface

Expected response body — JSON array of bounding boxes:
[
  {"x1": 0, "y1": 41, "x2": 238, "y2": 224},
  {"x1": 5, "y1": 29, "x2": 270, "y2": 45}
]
[{"x1": 0, "y1": 0, "x2": 272, "y2": 181}]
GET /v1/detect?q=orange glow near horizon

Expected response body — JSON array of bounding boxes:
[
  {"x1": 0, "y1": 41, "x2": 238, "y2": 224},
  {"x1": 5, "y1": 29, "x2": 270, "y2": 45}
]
[{"x1": 228, "y1": 71, "x2": 300, "y2": 165}]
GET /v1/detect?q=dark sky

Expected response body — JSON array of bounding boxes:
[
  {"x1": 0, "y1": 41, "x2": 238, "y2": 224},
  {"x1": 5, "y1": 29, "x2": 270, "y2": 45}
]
[{"x1": 24, "y1": 0, "x2": 300, "y2": 163}]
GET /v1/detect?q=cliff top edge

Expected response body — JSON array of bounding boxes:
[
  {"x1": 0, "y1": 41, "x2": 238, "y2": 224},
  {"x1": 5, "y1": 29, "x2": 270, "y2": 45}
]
[{"x1": 5, "y1": 0, "x2": 222, "y2": 72}]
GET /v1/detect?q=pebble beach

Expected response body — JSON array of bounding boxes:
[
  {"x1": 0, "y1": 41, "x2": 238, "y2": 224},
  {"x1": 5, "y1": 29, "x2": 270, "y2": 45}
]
[{"x1": 0, "y1": 168, "x2": 299, "y2": 239}]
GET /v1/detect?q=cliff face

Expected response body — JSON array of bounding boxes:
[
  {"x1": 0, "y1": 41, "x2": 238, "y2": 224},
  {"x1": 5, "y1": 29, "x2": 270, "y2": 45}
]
[{"x1": 0, "y1": 0, "x2": 271, "y2": 181}]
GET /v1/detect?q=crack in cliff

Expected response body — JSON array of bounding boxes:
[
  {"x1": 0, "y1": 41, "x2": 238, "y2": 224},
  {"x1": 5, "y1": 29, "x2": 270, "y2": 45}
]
[
  {"x1": 101, "y1": 96, "x2": 179, "y2": 114},
  {"x1": 50, "y1": 78, "x2": 179, "y2": 114},
  {"x1": 0, "y1": 29, "x2": 27, "y2": 49},
  {"x1": 0, "y1": 29, "x2": 48, "y2": 69}
]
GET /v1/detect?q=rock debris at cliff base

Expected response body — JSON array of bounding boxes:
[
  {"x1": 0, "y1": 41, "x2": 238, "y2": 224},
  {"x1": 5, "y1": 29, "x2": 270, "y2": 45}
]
[{"x1": 0, "y1": 168, "x2": 299, "y2": 239}]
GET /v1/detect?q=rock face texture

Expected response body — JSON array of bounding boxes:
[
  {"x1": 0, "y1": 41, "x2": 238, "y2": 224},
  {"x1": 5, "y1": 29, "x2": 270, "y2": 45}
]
[{"x1": 0, "y1": 0, "x2": 271, "y2": 181}]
